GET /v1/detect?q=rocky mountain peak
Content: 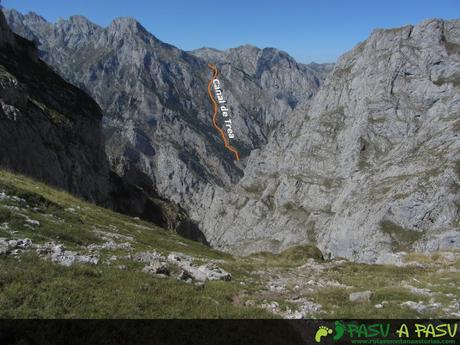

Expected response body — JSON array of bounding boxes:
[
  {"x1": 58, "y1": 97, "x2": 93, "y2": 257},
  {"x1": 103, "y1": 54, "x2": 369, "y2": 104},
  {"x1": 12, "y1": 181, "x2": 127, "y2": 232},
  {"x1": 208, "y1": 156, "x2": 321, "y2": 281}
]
[
  {"x1": 189, "y1": 47, "x2": 227, "y2": 63},
  {"x1": 66, "y1": 15, "x2": 100, "y2": 30},
  {"x1": 23, "y1": 11, "x2": 47, "y2": 25},
  {"x1": 109, "y1": 16, "x2": 147, "y2": 35},
  {"x1": 231, "y1": 44, "x2": 260, "y2": 53},
  {"x1": 55, "y1": 15, "x2": 101, "y2": 40}
]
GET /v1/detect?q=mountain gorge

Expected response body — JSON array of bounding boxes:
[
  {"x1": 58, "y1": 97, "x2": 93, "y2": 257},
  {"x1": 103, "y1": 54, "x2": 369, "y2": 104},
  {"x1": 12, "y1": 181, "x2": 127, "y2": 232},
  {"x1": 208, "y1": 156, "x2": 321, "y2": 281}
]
[
  {"x1": 204, "y1": 19, "x2": 460, "y2": 261},
  {"x1": 3, "y1": 8, "x2": 459, "y2": 263}
]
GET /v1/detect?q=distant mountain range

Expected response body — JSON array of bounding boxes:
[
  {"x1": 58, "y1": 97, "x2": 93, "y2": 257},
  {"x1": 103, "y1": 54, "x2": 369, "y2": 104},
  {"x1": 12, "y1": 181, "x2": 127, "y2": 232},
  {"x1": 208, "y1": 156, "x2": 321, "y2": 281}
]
[{"x1": 2, "y1": 8, "x2": 459, "y2": 262}]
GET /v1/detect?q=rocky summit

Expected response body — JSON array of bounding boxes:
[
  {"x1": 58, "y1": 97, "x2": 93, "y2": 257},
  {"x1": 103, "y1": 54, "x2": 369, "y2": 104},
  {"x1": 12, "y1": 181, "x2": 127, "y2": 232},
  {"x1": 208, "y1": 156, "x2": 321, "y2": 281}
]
[{"x1": 3, "y1": 8, "x2": 459, "y2": 263}]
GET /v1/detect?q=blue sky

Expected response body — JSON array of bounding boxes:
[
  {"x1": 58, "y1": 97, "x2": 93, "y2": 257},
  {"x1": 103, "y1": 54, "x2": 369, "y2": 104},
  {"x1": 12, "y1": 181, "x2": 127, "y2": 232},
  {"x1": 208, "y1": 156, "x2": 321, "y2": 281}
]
[{"x1": 2, "y1": 0, "x2": 459, "y2": 63}]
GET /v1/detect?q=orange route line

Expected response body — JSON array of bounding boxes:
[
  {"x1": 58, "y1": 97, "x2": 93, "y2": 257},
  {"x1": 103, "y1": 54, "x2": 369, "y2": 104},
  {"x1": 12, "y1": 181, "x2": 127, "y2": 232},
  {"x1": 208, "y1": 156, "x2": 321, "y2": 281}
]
[{"x1": 207, "y1": 63, "x2": 240, "y2": 161}]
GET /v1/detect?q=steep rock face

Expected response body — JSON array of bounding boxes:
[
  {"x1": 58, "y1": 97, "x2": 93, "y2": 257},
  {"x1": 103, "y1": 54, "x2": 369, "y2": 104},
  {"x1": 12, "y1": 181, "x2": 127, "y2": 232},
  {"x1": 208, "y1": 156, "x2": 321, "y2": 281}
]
[
  {"x1": 0, "y1": 11, "x2": 110, "y2": 203},
  {"x1": 201, "y1": 19, "x2": 460, "y2": 261},
  {"x1": 3, "y1": 9, "x2": 330, "y2": 231},
  {"x1": 0, "y1": 11, "x2": 206, "y2": 240}
]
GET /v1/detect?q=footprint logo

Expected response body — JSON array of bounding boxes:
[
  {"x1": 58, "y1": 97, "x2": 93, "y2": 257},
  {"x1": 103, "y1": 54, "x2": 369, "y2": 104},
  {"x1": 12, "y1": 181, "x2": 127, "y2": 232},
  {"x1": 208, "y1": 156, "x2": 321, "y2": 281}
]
[
  {"x1": 315, "y1": 326, "x2": 333, "y2": 343},
  {"x1": 333, "y1": 321, "x2": 345, "y2": 341}
]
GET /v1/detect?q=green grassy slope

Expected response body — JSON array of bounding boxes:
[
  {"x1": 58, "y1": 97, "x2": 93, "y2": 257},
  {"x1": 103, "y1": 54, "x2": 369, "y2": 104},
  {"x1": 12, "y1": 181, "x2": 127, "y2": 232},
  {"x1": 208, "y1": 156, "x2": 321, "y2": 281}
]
[
  {"x1": 0, "y1": 170, "x2": 458, "y2": 319},
  {"x1": 0, "y1": 170, "x2": 272, "y2": 318}
]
